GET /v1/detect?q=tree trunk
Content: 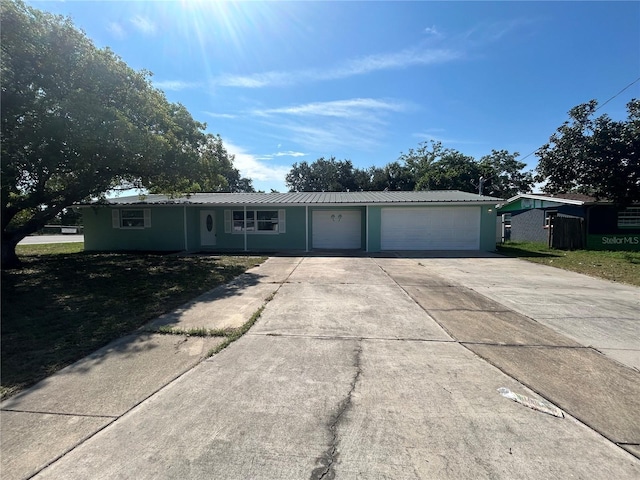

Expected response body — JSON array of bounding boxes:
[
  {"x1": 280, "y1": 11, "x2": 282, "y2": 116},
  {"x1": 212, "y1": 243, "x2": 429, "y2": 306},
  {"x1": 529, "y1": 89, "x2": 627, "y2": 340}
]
[{"x1": 2, "y1": 235, "x2": 23, "y2": 270}]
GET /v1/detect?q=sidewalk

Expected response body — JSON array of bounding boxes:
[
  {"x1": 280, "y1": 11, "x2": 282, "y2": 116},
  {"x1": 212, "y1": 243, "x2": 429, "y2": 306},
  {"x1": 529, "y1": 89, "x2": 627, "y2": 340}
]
[{"x1": 0, "y1": 257, "x2": 302, "y2": 480}]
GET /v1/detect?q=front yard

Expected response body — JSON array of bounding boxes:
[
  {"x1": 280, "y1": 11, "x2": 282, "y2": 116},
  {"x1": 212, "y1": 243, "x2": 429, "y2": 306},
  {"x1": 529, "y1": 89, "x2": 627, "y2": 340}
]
[
  {"x1": 497, "y1": 242, "x2": 640, "y2": 287},
  {"x1": 1, "y1": 243, "x2": 265, "y2": 399}
]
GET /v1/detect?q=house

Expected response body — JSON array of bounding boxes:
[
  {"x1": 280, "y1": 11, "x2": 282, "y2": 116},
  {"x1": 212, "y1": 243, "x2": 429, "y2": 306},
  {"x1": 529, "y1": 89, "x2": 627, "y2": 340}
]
[
  {"x1": 497, "y1": 193, "x2": 640, "y2": 251},
  {"x1": 79, "y1": 191, "x2": 500, "y2": 253}
]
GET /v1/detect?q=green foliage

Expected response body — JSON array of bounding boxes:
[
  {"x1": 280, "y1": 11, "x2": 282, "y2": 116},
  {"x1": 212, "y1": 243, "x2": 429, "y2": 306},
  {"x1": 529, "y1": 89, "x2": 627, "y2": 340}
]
[
  {"x1": 284, "y1": 140, "x2": 532, "y2": 196},
  {"x1": 536, "y1": 99, "x2": 640, "y2": 205},
  {"x1": 286, "y1": 157, "x2": 360, "y2": 192},
  {"x1": 0, "y1": 1, "x2": 249, "y2": 267}
]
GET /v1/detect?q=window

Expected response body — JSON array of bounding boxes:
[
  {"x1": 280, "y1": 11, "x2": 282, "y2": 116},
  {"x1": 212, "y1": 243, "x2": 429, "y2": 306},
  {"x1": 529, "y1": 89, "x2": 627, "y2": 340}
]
[
  {"x1": 257, "y1": 211, "x2": 279, "y2": 231},
  {"x1": 225, "y1": 210, "x2": 285, "y2": 234},
  {"x1": 618, "y1": 207, "x2": 640, "y2": 228},
  {"x1": 112, "y1": 209, "x2": 151, "y2": 229}
]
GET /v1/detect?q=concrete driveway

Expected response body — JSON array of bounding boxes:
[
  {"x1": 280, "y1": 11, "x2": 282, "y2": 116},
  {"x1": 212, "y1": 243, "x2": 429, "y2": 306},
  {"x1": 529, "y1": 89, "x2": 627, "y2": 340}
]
[{"x1": 3, "y1": 255, "x2": 639, "y2": 479}]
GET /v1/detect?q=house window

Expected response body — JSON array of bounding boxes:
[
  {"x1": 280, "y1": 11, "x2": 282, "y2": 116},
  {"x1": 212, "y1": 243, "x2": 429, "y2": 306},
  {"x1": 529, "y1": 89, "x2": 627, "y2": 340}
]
[
  {"x1": 618, "y1": 207, "x2": 640, "y2": 228},
  {"x1": 257, "y1": 211, "x2": 279, "y2": 231},
  {"x1": 112, "y1": 209, "x2": 151, "y2": 229},
  {"x1": 225, "y1": 210, "x2": 285, "y2": 234}
]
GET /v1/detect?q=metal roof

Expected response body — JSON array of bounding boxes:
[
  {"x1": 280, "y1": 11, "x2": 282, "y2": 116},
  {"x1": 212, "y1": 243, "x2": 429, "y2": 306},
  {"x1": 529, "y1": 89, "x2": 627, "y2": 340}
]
[{"x1": 95, "y1": 191, "x2": 502, "y2": 206}]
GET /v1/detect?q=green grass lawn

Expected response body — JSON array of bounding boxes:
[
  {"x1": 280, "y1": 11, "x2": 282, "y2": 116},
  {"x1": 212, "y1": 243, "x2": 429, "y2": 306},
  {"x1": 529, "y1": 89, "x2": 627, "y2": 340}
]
[
  {"x1": 1, "y1": 243, "x2": 265, "y2": 399},
  {"x1": 497, "y1": 242, "x2": 640, "y2": 287}
]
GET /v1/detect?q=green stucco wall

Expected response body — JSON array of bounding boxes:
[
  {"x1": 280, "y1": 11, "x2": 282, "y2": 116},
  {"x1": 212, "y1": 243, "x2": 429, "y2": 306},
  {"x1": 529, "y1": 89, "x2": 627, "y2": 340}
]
[
  {"x1": 192, "y1": 206, "x2": 307, "y2": 252},
  {"x1": 83, "y1": 203, "x2": 497, "y2": 253},
  {"x1": 83, "y1": 206, "x2": 185, "y2": 251},
  {"x1": 480, "y1": 205, "x2": 498, "y2": 251},
  {"x1": 367, "y1": 206, "x2": 382, "y2": 252}
]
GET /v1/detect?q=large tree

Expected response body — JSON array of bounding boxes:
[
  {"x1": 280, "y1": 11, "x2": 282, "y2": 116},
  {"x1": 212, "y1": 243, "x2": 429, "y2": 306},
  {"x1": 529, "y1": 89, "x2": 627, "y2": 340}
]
[
  {"x1": 1, "y1": 1, "x2": 244, "y2": 268},
  {"x1": 148, "y1": 133, "x2": 255, "y2": 195},
  {"x1": 400, "y1": 141, "x2": 532, "y2": 196},
  {"x1": 478, "y1": 150, "x2": 533, "y2": 199},
  {"x1": 285, "y1": 157, "x2": 360, "y2": 192},
  {"x1": 536, "y1": 99, "x2": 640, "y2": 204}
]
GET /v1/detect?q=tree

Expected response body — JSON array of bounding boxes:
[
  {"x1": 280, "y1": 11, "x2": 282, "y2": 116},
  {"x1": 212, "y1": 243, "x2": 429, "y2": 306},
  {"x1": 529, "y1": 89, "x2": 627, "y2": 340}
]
[
  {"x1": 399, "y1": 140, "x2": 532, "y2": 197},
  {"x1": 536, "y1": 99, "x2": 640, "y2": 205},
  {"x1": 1, "y1": 1, "x2": 244, "y2": 268},
  {"x1": 285, "y1": 157, "x2": 360, "y2": 192},
  {"x1": 415, "y1": 149, "x2": 480, "y2": 191},
  {"x1": 148, "y1": 134, "x2": 254, "y2": 194},
  {"x1": 478, "y1": 150, "x2": 533, "y2": 198},
  {"x1": 367, "y1": 162, "x2": 416, "y2": 191}
]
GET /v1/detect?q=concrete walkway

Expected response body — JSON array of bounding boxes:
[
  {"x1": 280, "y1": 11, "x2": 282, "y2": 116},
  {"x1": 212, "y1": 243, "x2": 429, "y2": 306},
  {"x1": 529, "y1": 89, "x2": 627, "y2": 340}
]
[{"x1": 1, "y1": 255, "x2": 639, "y2": 479}]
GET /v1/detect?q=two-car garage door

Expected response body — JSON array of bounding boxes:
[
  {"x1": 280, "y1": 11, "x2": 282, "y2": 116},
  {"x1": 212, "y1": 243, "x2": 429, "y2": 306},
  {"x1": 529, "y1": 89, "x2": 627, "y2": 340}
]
[{"x1": 381, "y1": 207, "x2": 480, "y2": 250}]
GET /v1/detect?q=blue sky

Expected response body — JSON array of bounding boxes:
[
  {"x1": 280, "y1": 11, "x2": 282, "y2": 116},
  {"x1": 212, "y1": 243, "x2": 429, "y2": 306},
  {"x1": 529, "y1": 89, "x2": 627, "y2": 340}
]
[{"x1": 31, "y1": 1, "x2": 640, "y2": 192}]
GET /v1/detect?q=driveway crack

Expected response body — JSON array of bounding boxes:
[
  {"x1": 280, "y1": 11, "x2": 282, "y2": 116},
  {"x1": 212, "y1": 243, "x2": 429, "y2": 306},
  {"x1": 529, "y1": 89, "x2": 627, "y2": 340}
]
[{"x1": 310, "y1": 340, "x2": 363, "y2": 480}]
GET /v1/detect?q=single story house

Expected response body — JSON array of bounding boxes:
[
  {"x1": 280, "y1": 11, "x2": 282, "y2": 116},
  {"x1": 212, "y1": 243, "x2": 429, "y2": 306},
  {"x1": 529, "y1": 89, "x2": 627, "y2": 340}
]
[
  {"x1": 80, "y1": 190, "x2": 500, "y2": 253},
  {"x1": 497, "y1": 193, "x2": 640, "y2": 251}
]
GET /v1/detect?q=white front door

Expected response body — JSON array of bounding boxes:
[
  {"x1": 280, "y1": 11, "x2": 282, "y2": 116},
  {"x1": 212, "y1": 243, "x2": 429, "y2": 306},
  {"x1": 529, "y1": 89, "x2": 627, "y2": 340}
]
[{"x1": 200, "y1": 210, "x2": 216, "y2": 246}]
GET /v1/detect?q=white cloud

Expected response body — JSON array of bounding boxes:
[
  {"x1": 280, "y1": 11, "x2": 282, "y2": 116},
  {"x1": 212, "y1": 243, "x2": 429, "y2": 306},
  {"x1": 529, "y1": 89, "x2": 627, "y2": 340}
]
[
  {"x1": 213, "y1": 46, "x2": 460, "y2": 88},
  {"x1": 203, "y1": 111, "x2": 237, "y2": 119},
  {"x1": 256, "y1": 151, "x2": 307, "y2": 160},
  {"x1": 107, "y1": 22, "x2": 126, "y2": 39},
  {"x1": 424, "y1": 25, "x2": 440, "y2": 36},
  {"x1": 275, "y1": 120, "x2": 382, "y2": 152},
  {"x1": 248, "y1": 98, "x2": 408, "y2": 152},
  {"x1": 153, "y1": 80, "x2": 201, "y2": 91},
  {"x1": 224, "y1": 142, "x2": 291, "y2": 183},
  {"x1": 274, "y1": 151, "x2": 306, "y2": 158},
  {"x1": 255, "y1": 98, "x2": 408, "y2": 119},
  {"x1": 130, "y1": 15, "x2": 157, "y2": 35}
]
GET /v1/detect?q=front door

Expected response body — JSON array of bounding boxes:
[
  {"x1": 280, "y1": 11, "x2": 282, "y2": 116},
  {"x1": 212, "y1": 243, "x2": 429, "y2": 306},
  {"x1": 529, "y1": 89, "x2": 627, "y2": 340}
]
[{"x1": 200, "y1": 210, "x2": 216, "y2": 246}]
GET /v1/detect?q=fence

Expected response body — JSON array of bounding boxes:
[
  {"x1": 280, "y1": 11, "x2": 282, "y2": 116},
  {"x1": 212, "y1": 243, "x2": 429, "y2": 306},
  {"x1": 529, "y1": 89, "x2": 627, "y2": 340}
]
[{"x1": 549, "y1": 217, "x2": 584, "y2": 250}]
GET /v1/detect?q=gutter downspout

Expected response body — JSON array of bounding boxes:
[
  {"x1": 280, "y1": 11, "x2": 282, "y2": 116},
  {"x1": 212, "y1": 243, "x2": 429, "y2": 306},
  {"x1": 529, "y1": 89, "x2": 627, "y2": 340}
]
[
  {"x1": 183, "y1": 206, "x2": 188, "y2": 251},
  {"x1": 244, "y1": 205, "x2": 248, "y2": 252},
  {"x1": 365, "y1": 205, "x2": 369, "y2": 252},
  {"x1": 305, "y1": 206, "x2": 309, "y2": 252}
]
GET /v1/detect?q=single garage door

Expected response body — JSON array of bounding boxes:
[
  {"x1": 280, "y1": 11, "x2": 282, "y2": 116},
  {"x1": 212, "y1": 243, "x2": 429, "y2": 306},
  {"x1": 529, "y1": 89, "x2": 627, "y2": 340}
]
[
  {"x1": 381, "y1": 206, "x2": 480, "y2": 250},
  {"x1": 312, "y1": 210, "x2": 361, "y2": 249}
]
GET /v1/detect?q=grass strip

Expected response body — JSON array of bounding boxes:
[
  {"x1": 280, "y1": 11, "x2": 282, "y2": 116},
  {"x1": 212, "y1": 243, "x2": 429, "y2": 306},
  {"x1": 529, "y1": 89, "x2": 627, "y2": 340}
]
[
  {"x1": 497, "y1": 241, "x2": 640, "y2": 286},
  {"x1": 206, "y1": 290, "x2": 278, "y2": 357},
  {"x1": 151, "y1": 326, "x2": 234, "y2": 337}
]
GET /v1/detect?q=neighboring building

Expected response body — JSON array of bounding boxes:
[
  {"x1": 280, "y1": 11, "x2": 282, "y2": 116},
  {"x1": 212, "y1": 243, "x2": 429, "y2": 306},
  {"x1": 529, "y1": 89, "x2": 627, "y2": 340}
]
[
  {"x1": 497, "y1": 193, "x2": 640, "y2": 251},
  {"x1": 79, "y1": 191, "x2": 500, "y2": 253}
]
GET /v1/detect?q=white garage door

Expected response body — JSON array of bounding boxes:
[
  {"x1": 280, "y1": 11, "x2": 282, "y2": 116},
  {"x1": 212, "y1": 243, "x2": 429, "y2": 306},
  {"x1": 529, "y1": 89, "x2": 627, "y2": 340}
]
[
  {"x1": 381, "y1": 207, "x2": 480, "y2": 250},
  {"x1": 312, "y1": 210, "x2": 361, "y2": 249}
]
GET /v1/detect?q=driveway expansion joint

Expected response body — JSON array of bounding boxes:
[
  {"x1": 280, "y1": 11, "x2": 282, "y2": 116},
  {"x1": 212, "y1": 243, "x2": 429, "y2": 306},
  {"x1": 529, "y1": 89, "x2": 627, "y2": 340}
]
[
  {"x1": 460, "y1": 342, "x2": 591, "y2": 350},
  {"x1": 310, "y1": 339, "x2": 363, "y2": 480},
  {"x1": 0, "y1": 408, "x2": 117, "y2": 419},
  {"x1": 249, "y1": 332, "x2": 457, "y2": 343}
]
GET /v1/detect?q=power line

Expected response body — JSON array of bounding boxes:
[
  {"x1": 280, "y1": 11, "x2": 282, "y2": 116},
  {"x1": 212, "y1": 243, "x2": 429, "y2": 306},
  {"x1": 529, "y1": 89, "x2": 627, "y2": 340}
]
[
  {"x1": 595, "y1": 76, "x2": 640, "y2": 112},
  {"x1": 519, "y1": 76, "x2": 640, "y2": 163}
]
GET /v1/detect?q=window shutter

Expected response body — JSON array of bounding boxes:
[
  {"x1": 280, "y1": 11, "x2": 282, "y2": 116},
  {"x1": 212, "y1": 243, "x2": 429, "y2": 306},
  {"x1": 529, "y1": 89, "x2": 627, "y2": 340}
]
[
  {"x1": 144, "y1": 209, "x2": 151, "y2": 228},
  {"x1": 224, "y1": 210, "x2": 232, "y2": 233},
  {"x1": 112, "y1": 210, "x2": 120, "y2": 229},
  {"x1": 278, "y1": 209, "x2": 286, "y2": 233}
]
